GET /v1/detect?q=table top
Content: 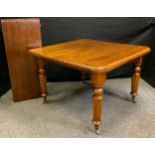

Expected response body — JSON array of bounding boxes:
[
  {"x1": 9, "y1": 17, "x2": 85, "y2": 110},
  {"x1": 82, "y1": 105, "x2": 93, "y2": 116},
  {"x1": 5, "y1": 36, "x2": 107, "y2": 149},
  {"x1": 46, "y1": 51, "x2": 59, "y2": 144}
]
[{"x1": 29, "y1": 39, "x2": 150, "y2": 73}]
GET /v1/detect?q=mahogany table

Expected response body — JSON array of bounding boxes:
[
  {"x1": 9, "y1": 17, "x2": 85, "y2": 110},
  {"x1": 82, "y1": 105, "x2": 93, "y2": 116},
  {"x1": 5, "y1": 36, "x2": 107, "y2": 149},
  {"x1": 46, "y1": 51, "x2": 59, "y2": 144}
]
[{"x1": 29, "y1": 39, "x2": 150, "y2": 134}]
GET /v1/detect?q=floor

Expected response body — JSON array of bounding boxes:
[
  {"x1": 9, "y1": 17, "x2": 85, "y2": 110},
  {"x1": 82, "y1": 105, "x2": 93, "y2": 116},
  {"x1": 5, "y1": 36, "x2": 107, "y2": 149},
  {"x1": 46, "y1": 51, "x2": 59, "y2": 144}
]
[{"x1": 0, "y1": 78, "x2": 155, "y2": 138}]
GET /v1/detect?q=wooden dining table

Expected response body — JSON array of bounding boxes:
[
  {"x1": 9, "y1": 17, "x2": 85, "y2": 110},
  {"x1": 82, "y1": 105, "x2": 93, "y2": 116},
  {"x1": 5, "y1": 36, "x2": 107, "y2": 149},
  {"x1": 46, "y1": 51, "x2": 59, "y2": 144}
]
[{"x1": 29, "y1": 39, "x2": 150, "y2": 134}]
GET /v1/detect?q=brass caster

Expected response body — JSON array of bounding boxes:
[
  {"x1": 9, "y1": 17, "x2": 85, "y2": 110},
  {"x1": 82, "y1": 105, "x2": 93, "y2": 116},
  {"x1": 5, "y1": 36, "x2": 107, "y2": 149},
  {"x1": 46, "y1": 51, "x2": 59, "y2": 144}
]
[
  {"x1": 94, "y1": 124, "x2": 100, "y2": 135},
  {"x1": 43, "y1": 96, "x2": 47, "y2": 103},
  {"x1": 132, "y1": 96, "x2": 136, "y2": 103},
  {"x1": 95, "y1": 129, "x2": 100, "y2": 135}
]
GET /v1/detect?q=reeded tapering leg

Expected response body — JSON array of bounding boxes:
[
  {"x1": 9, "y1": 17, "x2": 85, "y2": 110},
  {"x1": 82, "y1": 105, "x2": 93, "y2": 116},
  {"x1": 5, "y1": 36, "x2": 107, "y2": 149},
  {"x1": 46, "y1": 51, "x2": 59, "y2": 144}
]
[
  {"x1": 91, "y1": 72, "x2": 106, "y2": 135},
  {"x1": 130, "y1": 57, "x2": 142, "y2": 103},
  {"x1": 37, "y1": 58, "x2": 47, "y2": 103}
]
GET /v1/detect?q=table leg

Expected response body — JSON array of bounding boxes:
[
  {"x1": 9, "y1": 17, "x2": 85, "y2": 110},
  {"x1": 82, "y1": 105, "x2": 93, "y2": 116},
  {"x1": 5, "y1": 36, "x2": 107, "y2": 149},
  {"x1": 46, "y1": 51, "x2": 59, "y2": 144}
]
[
  {"x1": 81, "y1": 71, "x2": 87, "y2": 80},
  {"x1": 81, "y1": 71, "x2": 89, "y2": 84},
  {"x1": 91, "y1": 73, "x2": 106, "y2": 135},
  {"x1": 37, "y1": 58, "x2": 47, "y2": 103},
  {"x1": 130, "y1": 57, "x2": 142, "y2": 103}
]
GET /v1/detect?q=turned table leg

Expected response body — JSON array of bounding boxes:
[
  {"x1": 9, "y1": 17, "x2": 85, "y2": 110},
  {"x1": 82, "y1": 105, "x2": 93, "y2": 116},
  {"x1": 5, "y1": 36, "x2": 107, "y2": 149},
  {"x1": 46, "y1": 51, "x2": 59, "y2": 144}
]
[
  {"x1": 37, "y1": 58, "x2": 47, "y2": 103},
  {"x1": 91, "y1": 73, "x2": 106, "y2": 135},
  {"x1": 130, "y1": 57, "x2": 142, "y2": 103}
]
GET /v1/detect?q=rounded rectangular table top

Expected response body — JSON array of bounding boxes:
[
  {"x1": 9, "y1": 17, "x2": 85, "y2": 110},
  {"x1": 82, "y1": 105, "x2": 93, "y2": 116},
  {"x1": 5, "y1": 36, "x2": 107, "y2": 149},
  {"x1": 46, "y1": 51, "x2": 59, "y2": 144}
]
[{"x1": 29, "y1": 39, "x2": 150, "y2": 73}]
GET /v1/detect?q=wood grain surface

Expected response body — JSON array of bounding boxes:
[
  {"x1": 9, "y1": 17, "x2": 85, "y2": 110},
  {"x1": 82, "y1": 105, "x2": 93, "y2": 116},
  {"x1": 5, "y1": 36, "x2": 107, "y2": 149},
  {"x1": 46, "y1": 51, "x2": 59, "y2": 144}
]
[
  {"x1": 29, "y1": 39, "x2": 150, "y2": 73},
  {"x1": 1, "y1": 18, "x2": 42, "y2": 101}
]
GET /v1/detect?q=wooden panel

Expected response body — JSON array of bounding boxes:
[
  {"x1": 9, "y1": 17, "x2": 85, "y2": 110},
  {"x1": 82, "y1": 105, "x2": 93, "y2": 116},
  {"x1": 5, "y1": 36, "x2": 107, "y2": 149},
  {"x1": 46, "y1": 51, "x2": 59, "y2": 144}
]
[
  {"x1": 29, "y1": 39, "x2": 150, "y2": 73},
  {"x1": 1, "y1": 18, "x2": 42, "y2": 101}
]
